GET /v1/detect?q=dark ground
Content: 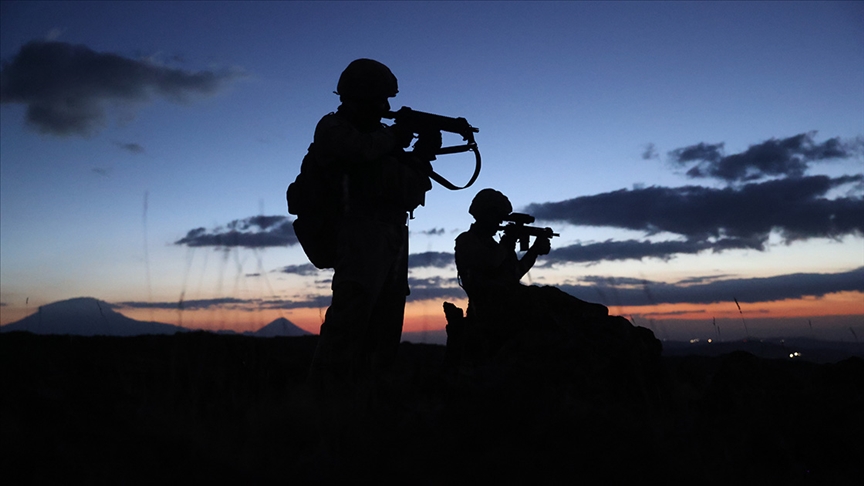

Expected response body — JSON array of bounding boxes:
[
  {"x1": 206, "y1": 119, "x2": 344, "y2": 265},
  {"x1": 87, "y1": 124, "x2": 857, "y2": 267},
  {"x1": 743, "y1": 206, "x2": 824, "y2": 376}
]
[{"x1": 2, "y1": 331, "x2": 862, "y2": 485}]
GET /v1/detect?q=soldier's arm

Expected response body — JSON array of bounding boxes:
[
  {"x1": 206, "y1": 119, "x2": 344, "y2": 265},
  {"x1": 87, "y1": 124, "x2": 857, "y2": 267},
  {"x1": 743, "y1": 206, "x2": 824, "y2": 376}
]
[{"x1": 515, "y1": 236, "x2": 550, "y2": 279}]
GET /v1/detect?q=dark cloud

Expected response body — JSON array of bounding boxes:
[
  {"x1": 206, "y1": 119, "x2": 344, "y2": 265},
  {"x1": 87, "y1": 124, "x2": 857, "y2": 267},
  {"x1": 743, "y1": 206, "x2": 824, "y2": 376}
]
[
  {"x1": 674, "y1": 274, "x2": 734, "y2": 285},
  {"x1": 118, "y1": 295, "x2": 333, "y2": 311},
  {"x1": 560, "y1": 267, "x2": 863, "y2": 306},
  {"x1": 417, "y1": 228, "x2": 446, "y2": 236},
  {"x1": 408, "y1": 276, "x2": 455, "y2": 288},
  {"x1": 175, "y1": 215, "x2": 298, "y2": 249},
  {"x1": 408, "y1": 287, "x2": 467, "y2": 302},
  {"x1": 526, "y1": 174, "x2": 863, "y2": 262},
  {"x1": 277, "y1": 264, "x2": 320, "y2": 276},
  {"x1": 636, "y1": 309, "x2": 708, "y2": 318},
  {"x1": 671, "y1": 142, "x2": 724, "y2": 165},
  {"x1": 0, "y1": 40, "x2": 242, "y2": 136},
  {"x1": 118, "y1": 297, "x2": 249, "y2": 310},
  {"x1": 259, "y1": 295, "x2": 332, "y2": 309},
  {"x1": 115, "y1": 142, "x2": 144, "y2": 154},
  {"x1": 407, "y1": 276, "x2": 465, "y2": 302},
  {"x1": 579, "y1": 275, "x2": 656, "y2": 286},
  {"x1": 408, "y1": 251, "x2": 454, "y2": 269},
  {"x1": 114, "y1": 267, "x2": 862, "y2": 310},
  {"x1": 641, "y1": 143, "x2": 659, "y2": 160},
  {"x1": 669, "y1": 133, "x2": 860, "y2": 182},
  {"x1": 542, "y1": 238, "x2": 755, "y2": 265}
]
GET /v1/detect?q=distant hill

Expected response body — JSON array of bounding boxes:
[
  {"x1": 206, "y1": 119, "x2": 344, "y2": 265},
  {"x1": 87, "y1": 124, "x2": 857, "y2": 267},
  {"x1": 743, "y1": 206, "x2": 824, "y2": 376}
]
[
  {"x1": 0, "y1": 297, "x2": 186, "y2": 336},
  {"x1": 249, "y1": 317, "x2": 311, "y2": 337}
]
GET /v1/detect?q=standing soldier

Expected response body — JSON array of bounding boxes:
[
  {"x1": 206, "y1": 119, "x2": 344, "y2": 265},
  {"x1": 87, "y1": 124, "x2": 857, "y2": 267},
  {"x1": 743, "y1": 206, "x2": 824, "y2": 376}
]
[{"x1": 304, "y1": 59, "x2": 441, "y2": 390}]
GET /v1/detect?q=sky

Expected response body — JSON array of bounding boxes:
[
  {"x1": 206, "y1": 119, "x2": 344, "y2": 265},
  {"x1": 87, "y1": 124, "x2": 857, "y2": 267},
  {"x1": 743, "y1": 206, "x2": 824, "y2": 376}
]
[{"x1": 1, "y1": 1, "x2": 862, "y2": 343}]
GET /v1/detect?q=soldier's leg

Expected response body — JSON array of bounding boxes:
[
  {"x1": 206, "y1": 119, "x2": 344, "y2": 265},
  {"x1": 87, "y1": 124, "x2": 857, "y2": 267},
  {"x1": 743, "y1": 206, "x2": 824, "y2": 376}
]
[
  {"x1": 311, "y1": 281, "x2": 374, "y2": 384},
  {"x1": 365, "y1": 224, "x2": 409, "y2": 373},
  {"x1": 310, "y1": 219, "x2": 396, "y2": 385}
]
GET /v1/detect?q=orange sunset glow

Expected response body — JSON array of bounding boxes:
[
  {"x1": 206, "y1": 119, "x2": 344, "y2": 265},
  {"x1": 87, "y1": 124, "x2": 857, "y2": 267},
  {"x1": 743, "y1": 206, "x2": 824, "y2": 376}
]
[{"x1": 94, "y1": 291, "x2": 863, "y2": 342}]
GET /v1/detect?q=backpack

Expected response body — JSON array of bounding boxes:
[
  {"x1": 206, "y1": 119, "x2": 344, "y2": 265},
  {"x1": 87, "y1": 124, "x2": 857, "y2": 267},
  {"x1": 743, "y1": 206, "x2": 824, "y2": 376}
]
[
  {"x1": 286, "y1": 144, "x2": 341, "y2": 269},
  {"x1": 287, "y1": 143, "x2": 433, "y2": 269}
]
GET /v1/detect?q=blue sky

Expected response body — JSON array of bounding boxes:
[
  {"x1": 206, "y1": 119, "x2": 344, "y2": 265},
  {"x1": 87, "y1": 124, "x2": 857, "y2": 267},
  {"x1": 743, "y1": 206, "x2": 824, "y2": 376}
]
[{"x1": 1, "y1": 1, "x2": 862, "y2": 341}]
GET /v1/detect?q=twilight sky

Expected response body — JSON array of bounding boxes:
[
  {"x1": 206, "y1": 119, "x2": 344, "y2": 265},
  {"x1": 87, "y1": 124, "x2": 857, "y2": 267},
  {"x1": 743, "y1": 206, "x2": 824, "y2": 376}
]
[{"x1": 1, "y1": 1, "x2": 862, "y2": 342}]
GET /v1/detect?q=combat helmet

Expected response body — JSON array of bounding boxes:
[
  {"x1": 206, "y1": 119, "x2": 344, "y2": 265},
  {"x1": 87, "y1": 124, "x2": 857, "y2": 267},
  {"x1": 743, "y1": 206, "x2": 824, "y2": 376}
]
[
  {"x1": 336, "y1": 59, "x2": 398, "y2": 100},
  {"x1": 469, "y1": 188, "x2": 512, "y2": 222}
]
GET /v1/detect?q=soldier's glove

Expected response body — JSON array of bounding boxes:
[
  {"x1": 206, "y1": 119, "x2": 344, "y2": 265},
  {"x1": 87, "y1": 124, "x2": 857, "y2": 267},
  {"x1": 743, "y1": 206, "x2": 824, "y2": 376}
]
[
  {"x1": 500, "y1": 229, "x2": 518, "y2": 251},
  {"x1": 412, "y1": 130, "x2": 443, "y2": 161},
  {"x1": 530, "y1": 236, "x2": 551, "y2": 256},
  {"x1": 390, "y1": 123, "x2": 415, "y2": 149}
]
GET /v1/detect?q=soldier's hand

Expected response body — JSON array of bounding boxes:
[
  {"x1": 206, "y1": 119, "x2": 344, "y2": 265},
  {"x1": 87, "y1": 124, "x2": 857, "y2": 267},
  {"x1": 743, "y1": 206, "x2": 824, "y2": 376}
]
[
  {"x1": 413, "y1": 130, "x2": 442, "y2": 159},
  {"x1": 500, "y1": 230, "x2": 518, "y2": 250},
  {"x1": 391, "y1": 123, "x2": 414, "y2": 148},
  {"x1": 531, "y1": 236, "x2": 551, "y2": 255}
]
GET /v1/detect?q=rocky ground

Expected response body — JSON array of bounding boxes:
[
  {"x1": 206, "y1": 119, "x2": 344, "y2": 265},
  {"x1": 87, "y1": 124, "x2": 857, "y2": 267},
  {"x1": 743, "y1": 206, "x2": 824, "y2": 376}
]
[{"x1": 1, "y1": 331, "x2": 862, "y2": 484}]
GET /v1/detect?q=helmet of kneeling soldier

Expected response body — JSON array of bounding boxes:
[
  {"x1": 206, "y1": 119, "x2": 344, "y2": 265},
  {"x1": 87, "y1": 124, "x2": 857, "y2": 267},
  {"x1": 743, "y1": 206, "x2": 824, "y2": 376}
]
[{"x1": 469, "y1": 188, "x2": 512, "y2": 223}]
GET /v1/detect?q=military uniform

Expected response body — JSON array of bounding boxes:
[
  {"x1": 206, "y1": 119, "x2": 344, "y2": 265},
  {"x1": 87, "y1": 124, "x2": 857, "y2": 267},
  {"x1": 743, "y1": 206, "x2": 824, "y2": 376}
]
[
  {"x1": 452, "y1": 190, "x2": 608, "y2": 357},
  {"x1": 455, "y1": 223, "x2": 548, "y2": 349},
  {"x1": 309, "y1": 100, "x2": 431, "y2": 384}
]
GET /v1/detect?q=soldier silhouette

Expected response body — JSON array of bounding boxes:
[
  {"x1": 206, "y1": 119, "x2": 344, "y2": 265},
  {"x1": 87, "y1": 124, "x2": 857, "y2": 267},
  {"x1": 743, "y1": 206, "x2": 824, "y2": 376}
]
[
  {"x1": 447, "y1": 188, "x2": 609, "y2": 362},
  {"x1": 305, "y1": 59, "x2": 441, "y2": 390}
]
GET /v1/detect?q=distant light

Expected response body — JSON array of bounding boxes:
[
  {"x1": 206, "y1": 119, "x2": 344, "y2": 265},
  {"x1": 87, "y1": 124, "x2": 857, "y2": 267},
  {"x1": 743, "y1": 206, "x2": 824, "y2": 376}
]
[
  {"x1": 707, "y1": 339, "x2": 713, "y2": 343},
  {"x1": 789, "y1": 352, "x2": 802, "y2": 359},
  {"x1": 689, "y1": 338, "x2": 700, "y2": 344}
]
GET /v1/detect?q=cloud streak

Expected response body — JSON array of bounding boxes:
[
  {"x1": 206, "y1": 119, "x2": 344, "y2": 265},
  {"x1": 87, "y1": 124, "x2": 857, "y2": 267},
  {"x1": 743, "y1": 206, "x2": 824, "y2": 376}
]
[
  {"x1": 117, "y1": 297, "x2": 249, "y2": 311},
  {"x1": 174, "y1": 215, "x2": 459, "y2": 268},
  {"x1": 406, "y1": 276, "x2": 465, "y2": 302},
  {"x1": 560, "y1": 267, "x2": 864, "y2": 306},
  {"x1": 277, "y1": 264, "x2": 320, "y2": 276},
  {"x1": 543, "y1": 238, "x2": 754, "y2": 265},
  {"x1": 417, "y1": 228, "x2": 446, "y2": 236},
  {"x1": 114, "y1": 267, "x2": 861, "y2": 311},
  {"x1": 118, "y1": 295, "x2": 333, "y2": 311},
  {"x1": 408, "y1": 251, "x2": 454, "y2": 269},
  {"x1": 0, "y1": 40, "x2": 242, "y2": 136},
  {"x1": 669, "y1": 132, "x2": 861, "y2": 182},
  {"x1": 175, "y1": 215, "x2": 298, "y2": 249},
  {"x1": 115, "y1": 141, "x2": 145, "y2": 154},
  {"x1": 526, "y1": 174, "x2": 863, "y2": 262}
]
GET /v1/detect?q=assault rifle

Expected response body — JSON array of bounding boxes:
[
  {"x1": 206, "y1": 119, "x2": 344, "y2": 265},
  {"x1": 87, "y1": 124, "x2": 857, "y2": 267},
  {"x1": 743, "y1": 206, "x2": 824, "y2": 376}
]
[
  {"x1": 500, "y1": 212, "x2": 559, "y2": 252},
  {"x1": 384, "y1": 107, "x2": 481, "y2": 190}
]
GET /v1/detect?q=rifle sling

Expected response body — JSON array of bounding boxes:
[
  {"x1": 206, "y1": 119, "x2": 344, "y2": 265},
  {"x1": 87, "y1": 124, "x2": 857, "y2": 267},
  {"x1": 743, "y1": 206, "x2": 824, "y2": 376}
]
[{"x1": 428, "y1": 144, "x2": 481, "y2": 191}]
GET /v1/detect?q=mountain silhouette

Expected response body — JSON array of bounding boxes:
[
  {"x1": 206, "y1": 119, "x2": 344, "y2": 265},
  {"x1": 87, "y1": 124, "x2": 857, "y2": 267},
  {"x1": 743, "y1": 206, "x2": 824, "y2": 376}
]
[
  {"x1": 0, "y1": 297, "x2": 186, "y2": 336},
  {"x1": 251, "y1": 317, "x2": 311, "y2": 337}
]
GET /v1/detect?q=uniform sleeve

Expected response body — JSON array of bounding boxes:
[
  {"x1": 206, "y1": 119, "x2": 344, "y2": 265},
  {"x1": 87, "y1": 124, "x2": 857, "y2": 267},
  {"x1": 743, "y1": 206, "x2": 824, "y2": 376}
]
[
  {"x1": 314, "y1": 114, "x2": 398, "y2": 164},
  {"x1": 455, "y1": 231, "x2": 519, "y2": 291}
]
